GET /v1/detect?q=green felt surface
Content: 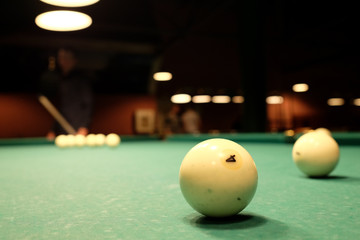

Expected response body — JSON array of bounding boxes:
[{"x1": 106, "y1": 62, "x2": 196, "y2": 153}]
[{"x1": 0, "y1": 137, "x2": 359, "y2": 239}]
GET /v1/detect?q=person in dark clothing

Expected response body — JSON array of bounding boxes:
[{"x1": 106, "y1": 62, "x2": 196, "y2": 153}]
[
  {"x1": 163, "y1": 104, "x2": 181, "y2": 135},
  {"x1": 42, "y1": 47, "x2": 93, "y2": 139}
]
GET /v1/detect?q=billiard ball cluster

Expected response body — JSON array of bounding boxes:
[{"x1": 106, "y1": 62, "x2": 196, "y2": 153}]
[
  {"x1": 292, "y1": 128, "x2": 339, "y2": 177},
  {"x1": 178, "y1": 127, "x2": 340, "y2": 218},
  {"x1": 55, "y1": 133, "x2": 121, "y2": 148}
]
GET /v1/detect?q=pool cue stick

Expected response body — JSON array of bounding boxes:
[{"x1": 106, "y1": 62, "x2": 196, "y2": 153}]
[{"x1": 38, "y1": 95, "x2": 77, "y2": 135}]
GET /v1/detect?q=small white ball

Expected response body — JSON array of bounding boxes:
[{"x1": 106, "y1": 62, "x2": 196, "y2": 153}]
[
  {"x1": 315, "y1": 127, "x2": 332, "y2": 136},
  {"x1": 74, "y1": 134, "x2": 86, "y2": 147},
  {"x1": 179, "y1": 138, "x2": 258, "y2": 217},
  {"x1": 55, "y1": 134, "x2": 67, "y2": 148},
  {"x1": 292, "y1": 131, "x2": 339, "y2": 177},
  {"x1": 95, "y1": 133, "x2": 106, "y2": 146},
  {"x1": 86, "y1": 134, "x2": 97, "y2": 147},
  {"x1": 105, "y1": 133, "x2": 121, "y2": 147},
  {"x1": 66, "y1": 134, "x2": 76, "y2": 147}
]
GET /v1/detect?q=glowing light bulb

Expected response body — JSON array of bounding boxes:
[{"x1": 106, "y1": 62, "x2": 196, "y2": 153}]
[
  {"x1": 192, "y1": 95, "x2": 211, "y2": 103},
  {"x1": 292, "y1": 83, "x2": 309, "y2": 92},
  {"x1": 212, "y1": 95, "x2": 231, "y2": 104},
  {"x1": 171, "y1": 94, "x2": 191, "y2": 104},
  {"x1": 153, "y1": 72, "x2": 172, "y2": 81},
  {"x1": 327, "y1": 98, "x2": 344, "y2": 106},
  {"x1": 266, "y1": 96, "x2": 284, "y2": 104}
]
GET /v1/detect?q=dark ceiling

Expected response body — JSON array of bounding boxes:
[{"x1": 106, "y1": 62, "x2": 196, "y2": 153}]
[{"x1": 0, "y1": 0, "x2": 359, "y2": 97}]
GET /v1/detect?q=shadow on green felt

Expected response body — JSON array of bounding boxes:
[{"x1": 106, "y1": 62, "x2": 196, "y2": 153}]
[
  {"x1": 307, "y1": 175, "x2": 348, "y2": 180},
  {"x1": 189, "y1": 213, "x2": 266, "y2": 229},
  {"x1": 303, "y1": 175, "x2": 360, "y2": 184},
  {"x1": 183, "y1": 212, "x2": 292, "y2": 239}
]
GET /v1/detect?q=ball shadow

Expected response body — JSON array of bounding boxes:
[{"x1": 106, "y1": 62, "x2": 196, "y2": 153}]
[
  {"x1": 184, "y1": 212, "x2": 267, "y2": 230},
  {"x1": 183, "y1": 212, "x2": 290, "y2": 239},
  {"x1": 304, "y1": 175, "x2": 360, "y2": 184},
  {"x1": 308, "y1": 175, "x2": 348, "y2": 180}
]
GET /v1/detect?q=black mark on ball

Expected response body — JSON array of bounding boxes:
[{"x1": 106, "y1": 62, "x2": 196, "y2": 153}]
[
  {"x1": 237, "y1": 197, "x2": 241, "y2": 201},
  {"x1": 296, "y1": 152, "x2": 300, "y2": 156},
  {"x1": 226, "y1": 155, "x2": 236, "y2": 162}
]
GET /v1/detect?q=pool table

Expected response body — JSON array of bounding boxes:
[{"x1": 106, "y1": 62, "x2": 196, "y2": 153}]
[{"x1": 1, "y1": 133, "x2": 359, "y2": 239}]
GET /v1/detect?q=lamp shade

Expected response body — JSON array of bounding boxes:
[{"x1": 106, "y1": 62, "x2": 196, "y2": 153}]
[
  {"x1": 35, "y1": 11, "x2": 92, "y2": 31},
  {"x1": 40, "y1": 0, "x2": 99, "y2": 7}
]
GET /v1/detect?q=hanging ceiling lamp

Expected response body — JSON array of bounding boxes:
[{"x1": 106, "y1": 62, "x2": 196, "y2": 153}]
[
  {"x1": 40, "y1": 0, "x2": 100, "y2": 7},
  {"x1": 35, "y1": 10, "x2": 92, "y2": 31},
  {"x1": 171, "y1": 94, "x2": 191, "y2": 104},
  {"x1": 153, "y1": 72, "x2": 173, "y2": 81},
  {"x1": 266, "y1": 95, "x2": 284, "y2": 104}
]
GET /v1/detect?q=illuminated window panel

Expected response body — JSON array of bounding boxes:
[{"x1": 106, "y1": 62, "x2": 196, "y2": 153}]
[
  {"x1": 232, "y1": 96, "x2": 244, "y2": 103},
  {"x1": 327, "y1": 98, "x2": 345, "y2": 106},
  {"x1": 266, "y1": 96, "x2": 284, "y2": 104},
  {"x1": 212, "y1": 95, "x2": 231, "y2": 104},
  {"x1": 35, "y1": 11, "x2": 92, "y2": 31},
  {"x1": 153, "y1": 72, "x2": 172, "y2": 81},
  {"x1": 292, "y1": 83, "x2": 309, "y2": 92},
  {"x1": 171, "y1": 94, "x2": 191, "y2": 104},
  {"x1": 40, "y1": 0, "x2": 100, "y2": 7},
  {"x1": 192, "y1": 95, "x2": 211, "y2": 103}
]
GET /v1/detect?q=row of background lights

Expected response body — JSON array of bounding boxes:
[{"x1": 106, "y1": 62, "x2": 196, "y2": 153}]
[
  {"x1": 170, "y1": 93, "x2": 360, "y2": 106},
  {"x1": 153, "y1": 74, "x2": 360, "y2": 106},
  {"x1": 171, "y1": 94, "x2": 244, "y2": 104},
  {"x1": 152, "y1": 72, "x2": 244, "y2": 104},
  {"x1": 35, "y1": 0, "x2": 99, "y2": 31},
  {"x1": 292, "y1": 83, "x2": 359, "y2": 106}
]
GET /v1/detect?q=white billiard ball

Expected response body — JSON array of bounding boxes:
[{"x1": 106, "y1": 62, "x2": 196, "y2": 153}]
[
  {"x1": 55, "y1": 134, "x2": 67, "y2": 148},
  {"x1": 284, "y1": 129, "x2": 295, "y2": 137},
  {"x1": 95, "y1": 133, "x2": 106, "y2": 146},
  {"x1": 315, "y1": 127, "x2": 332, "y2": 136},
  {"x1": 105, "y1": 133, "x2": 120, "y2": 147},
  {"x1": 74, "y1": 134, "x2": 86, "y2": 147},
  {"x1": 66, "y1": 134, "x2": 76, "y2": 147},
  {"x1": 86, "y1": 134, "x2": 97, "y2": 147},
  {"x1": 179, "y1": 138, "x2": 258, "y2": 217},
  {"x1": 292, "y1": 131, "x2": 339, "y2": 177}
]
